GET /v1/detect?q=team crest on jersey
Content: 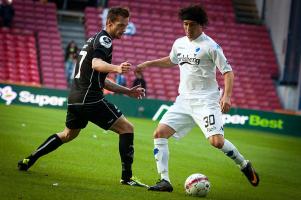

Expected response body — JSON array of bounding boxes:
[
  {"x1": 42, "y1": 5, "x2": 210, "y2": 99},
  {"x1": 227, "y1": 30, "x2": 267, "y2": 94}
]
[
  {"x1": 194, "y1": 47, "x2": 201, "y2": 57},
  {"x1": 99, "y1": 36, "x2": 112, "y2": 48}
]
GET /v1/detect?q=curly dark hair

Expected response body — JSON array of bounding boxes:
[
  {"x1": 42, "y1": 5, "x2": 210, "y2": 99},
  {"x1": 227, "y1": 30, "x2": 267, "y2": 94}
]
[{"x1": 178, "y1": 5, "x2": 208, "y2": 26}]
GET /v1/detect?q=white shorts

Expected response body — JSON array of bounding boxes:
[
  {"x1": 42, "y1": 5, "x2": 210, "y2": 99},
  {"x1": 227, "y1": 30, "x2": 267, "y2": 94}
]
[{"x1": 160, "y1": 96, "x2": 224, "y2": 139}]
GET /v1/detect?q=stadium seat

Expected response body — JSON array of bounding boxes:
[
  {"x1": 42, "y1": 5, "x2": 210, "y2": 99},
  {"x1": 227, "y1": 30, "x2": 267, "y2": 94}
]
[
  {"x1": 0, "y1": 30, "x2": 40, "y2": 86},
  {"x1": 10, "y1": 0, "x2": 66, "y2": 89},
  {"x1": 83, "y1": 0, "x2": 281, "y2": 110}
]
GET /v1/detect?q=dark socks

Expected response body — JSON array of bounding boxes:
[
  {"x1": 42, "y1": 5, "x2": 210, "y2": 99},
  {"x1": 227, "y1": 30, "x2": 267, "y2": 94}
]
[
  {"x1": 27, "y1": 134, "x2": 63, "y2": 166},
  {"x1": 119, "y1": 133, "x2": 134, "y2": 181}
]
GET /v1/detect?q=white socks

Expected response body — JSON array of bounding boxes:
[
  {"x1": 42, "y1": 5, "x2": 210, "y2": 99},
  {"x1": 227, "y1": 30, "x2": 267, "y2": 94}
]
[
  {"x1": 154, "y1": 138, "x2": 170, "y2": 182},
  {"x1": 221, "y1": 139, "x2": 247, "y2": 168},
  {"x1": 153, "y1": 138, "x2": 246, "y2": 183}
]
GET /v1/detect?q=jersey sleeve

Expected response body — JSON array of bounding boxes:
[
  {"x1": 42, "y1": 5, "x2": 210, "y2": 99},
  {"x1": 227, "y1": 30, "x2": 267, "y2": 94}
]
[
  {"x1": 209, "y1": 44, "x2": 232, "y2": 74},
  {"x1": 169, "y1": 40, "x2": 178, "y2": 64},
  {"x1": 93, "y1": 35, "x2": 112, "y2": 60}
]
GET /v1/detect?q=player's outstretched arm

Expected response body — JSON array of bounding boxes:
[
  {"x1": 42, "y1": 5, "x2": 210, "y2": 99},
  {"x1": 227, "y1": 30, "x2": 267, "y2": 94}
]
[
  {"x1": 92, "y1": 58, "x2": 131, "y2": 74},
  {"x1": 104, "y1": 79, "x2": 145, "y2": 99},
  {"x1": 126, "y1": 85, "x2": 146, "y2": 99},
  {"x1": 220, "y1": 71, "x2": 234, "y2": 113},
  {"x1": 135, "y1": 56, "x2": 174, "y2": 72}
]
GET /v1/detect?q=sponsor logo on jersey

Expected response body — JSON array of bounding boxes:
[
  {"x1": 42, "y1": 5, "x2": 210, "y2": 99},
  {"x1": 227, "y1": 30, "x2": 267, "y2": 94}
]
[
  {"x1": 99, "y1": 36, "x2": 112, "y2": 48},
  {"x1": 206, "y1": 126, "x2": 216, "y2": 132},
  {"x1": 177, "y1": 53, "x2": 201, "y2": 66}
]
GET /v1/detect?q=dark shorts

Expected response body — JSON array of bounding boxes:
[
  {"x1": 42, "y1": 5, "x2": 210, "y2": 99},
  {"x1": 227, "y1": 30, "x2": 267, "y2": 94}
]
[{"x1": 66, "y1": 99, "x2": 123, "y2": 130}]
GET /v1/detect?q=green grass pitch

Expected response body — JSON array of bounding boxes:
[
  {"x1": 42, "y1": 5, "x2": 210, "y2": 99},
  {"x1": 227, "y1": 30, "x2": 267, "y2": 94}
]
[{"x1": 0, "y1": 104, "x2": 301, "y2": 200}]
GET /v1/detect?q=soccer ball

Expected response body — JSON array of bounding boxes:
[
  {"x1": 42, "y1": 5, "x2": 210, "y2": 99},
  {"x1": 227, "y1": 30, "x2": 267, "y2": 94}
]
[{"x1": 184, "y1": 173, "x2": 210, "y2": 197}]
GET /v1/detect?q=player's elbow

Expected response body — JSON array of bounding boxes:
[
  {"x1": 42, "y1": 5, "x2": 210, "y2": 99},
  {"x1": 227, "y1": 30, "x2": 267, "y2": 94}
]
[
  {"x1": 92, "y1": 58, "x2": 104, "y2": 70},
  {"x1": 91, "y1": 59, "x2": 98, "y2": 69},
  {"x1": 224, "y1": 71, "x2": 234, "y2": 80},
  {"x1": 230, "y1": 71, "x2": 234, "y2": 81}
]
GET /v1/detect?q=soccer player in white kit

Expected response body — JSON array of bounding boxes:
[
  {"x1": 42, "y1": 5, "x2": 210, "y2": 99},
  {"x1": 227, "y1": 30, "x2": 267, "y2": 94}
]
[{"x1": 136, "y1": 5, "x2": 259, "y2": 192}]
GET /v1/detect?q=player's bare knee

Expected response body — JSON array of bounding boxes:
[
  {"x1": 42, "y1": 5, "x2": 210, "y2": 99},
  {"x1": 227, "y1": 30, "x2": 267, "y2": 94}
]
[
  {"x1": 209, "y1": 139, "x2": 224, "y2": 149},
  {"x1": 209, "y1": 135, "x2": 224, "y2": 149},
  {"x1": 127, "y1": 122, "x2": 134, "y2": 132},
  {"x1": 57, "y1": 132, "x2": 68, "y2": 143},
  {"x1": 64, "y1": 133, "x2": 74, "y2": 142},
  {"x1": 153, "y1": 129, "x2": 165, "y2": 138},
  {"x1": 211, "y1": 141, "x2": 224, "y2": 149},
  {"x1": 122, "y1": 122, "x2": 134, "y2": 133},
  {"x1": 58, "y1": 129, "x2": 78, "y2": 143}
]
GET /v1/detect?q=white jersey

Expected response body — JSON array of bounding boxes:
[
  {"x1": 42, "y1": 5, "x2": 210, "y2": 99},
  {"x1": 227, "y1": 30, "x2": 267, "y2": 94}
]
[{"x1": 169, "y1": 32, "x2": 232, "y2": 100}]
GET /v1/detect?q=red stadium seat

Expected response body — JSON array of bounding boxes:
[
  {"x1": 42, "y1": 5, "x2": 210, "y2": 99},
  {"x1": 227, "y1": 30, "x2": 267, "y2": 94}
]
[
  {"x1": 0, "y1": 31, "x2": 40, "y2": 86},
  {"x1": 7, "y1": 1, "x2": 66, "y2": 89},
  {"x1": 81, "y1": 1, "x2": 282, "y2": 110}
]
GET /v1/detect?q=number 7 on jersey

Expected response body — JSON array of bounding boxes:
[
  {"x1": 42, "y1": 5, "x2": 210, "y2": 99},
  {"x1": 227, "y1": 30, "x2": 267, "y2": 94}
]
[{"x1": 75, "y1": 50, "x2": 87, "y2": 79}]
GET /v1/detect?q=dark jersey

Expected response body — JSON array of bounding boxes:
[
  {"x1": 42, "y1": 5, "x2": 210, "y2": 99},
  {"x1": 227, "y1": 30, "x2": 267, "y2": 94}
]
[{"x1": 68, "y1": 30, "x2": 113, "y2": 104}]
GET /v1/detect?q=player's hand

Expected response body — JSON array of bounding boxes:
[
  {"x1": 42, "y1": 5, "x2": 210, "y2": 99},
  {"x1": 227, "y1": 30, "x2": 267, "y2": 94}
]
[
  {"x1": 117, "y1": 61, "x2": 131, "y2": 74},
  {"x1": 126, "y1": 85, "x2": 146, "y2": 99},
  {"x1": 135, "y1": 62, "x2": 149, "y2": 73},
  {"x1": 220, "y1": 96, "x2": 231, "y2": 113}
]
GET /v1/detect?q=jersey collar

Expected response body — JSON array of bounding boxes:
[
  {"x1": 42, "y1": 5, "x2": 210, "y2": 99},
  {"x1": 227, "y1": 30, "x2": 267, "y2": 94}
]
[
  {"x1": 102, "y1": 30, "x2": 113, "y2": 39},
  {"x1": 187, "y1": 32, "x2": 206, "y2": 42}
]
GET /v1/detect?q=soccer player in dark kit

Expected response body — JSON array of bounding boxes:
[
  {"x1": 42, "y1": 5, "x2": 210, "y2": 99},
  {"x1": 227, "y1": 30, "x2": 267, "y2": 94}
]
[{"x1": 18, "y1": 7, "x2": 147, "y2": 187}]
